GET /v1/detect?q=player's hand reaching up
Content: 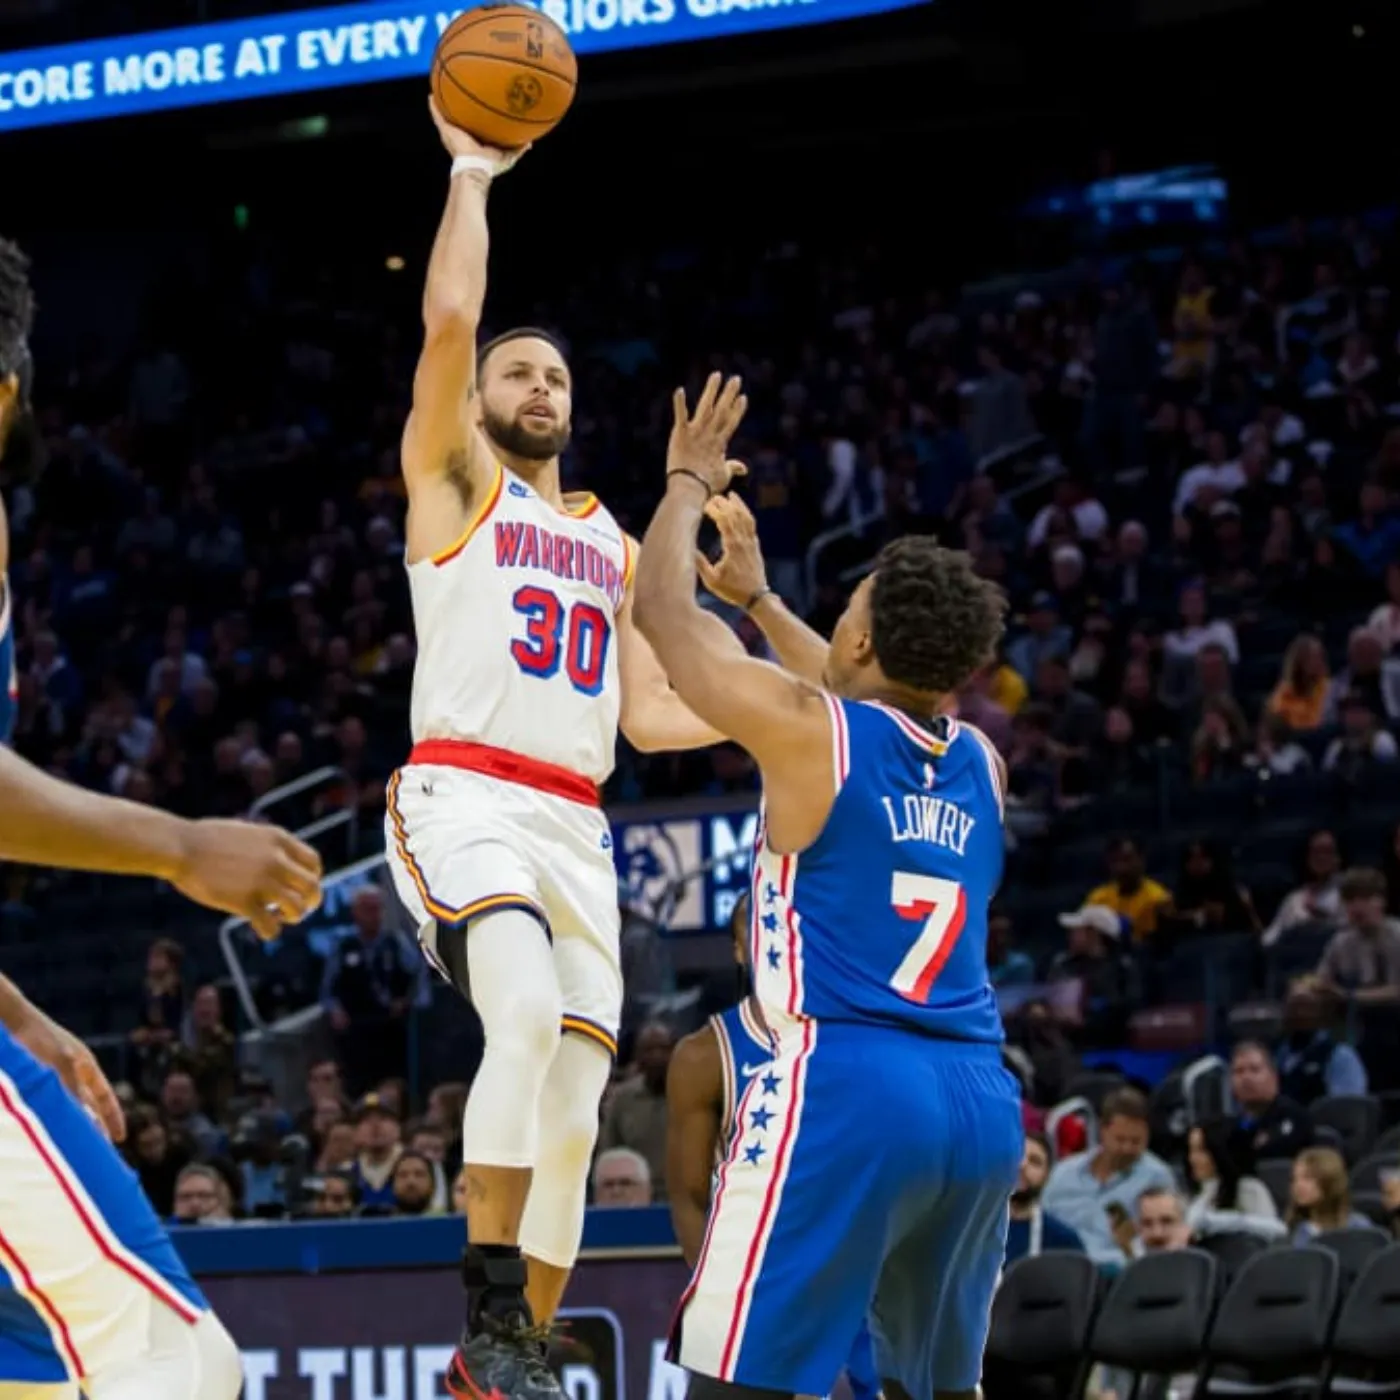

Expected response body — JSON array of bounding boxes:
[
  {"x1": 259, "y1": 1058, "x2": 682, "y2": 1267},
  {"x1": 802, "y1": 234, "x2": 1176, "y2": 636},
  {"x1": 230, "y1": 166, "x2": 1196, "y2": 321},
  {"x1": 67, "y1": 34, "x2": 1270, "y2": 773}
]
[
  {"x1": 697, "y1": 492, "x2": 769, "y2": 607},
  {"x1": 428, "y1": 96, "x2": 529, "y2": 178},
  {"x1": 171, "y1": 819, "x2": 324, "y2": 942},
  {"x1": 668, "y1": 373, "x2": 748, "y2": 497}
]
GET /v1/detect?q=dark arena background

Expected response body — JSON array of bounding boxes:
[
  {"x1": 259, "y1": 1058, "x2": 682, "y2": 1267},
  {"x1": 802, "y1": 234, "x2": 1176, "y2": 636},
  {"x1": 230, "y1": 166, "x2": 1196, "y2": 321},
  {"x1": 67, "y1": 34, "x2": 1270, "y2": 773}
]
[{"x1": 3, "y1": 0, "x2": 1400, "y2": 1396}]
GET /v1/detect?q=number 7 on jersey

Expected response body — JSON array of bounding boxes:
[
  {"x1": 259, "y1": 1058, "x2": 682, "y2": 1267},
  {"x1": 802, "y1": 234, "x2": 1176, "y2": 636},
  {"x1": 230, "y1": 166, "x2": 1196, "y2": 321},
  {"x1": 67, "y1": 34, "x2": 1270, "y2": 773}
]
[{"x1": 889, "y1": 872, "x2": 967, "y2": 1003}]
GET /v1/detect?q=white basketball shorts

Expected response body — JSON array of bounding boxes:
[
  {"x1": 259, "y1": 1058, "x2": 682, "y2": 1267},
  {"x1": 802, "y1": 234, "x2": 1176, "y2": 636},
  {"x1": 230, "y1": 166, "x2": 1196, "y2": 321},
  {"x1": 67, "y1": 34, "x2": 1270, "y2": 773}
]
[{"x1": 384, "y1": 739, "x2": 623, "y2": 1057}]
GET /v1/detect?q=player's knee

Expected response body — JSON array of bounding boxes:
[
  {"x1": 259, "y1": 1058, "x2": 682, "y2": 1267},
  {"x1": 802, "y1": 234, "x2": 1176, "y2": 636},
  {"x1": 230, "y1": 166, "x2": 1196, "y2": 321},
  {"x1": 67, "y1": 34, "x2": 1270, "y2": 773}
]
[
  {"x1": 195, "y1": 1313, "x2": 244, "y2": 1400},
  {"x1": 543, "y1": 1038, "x2": 609, "y2": 1169}
]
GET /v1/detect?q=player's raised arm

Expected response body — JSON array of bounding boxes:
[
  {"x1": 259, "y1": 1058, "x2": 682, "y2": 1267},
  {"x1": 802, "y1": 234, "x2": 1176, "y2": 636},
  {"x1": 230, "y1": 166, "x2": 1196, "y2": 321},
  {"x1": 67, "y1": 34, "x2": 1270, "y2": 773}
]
[
  {"x1": 0, "y1": 745, "x2": 322, "y2": 939},
  {"x1": 402, "y1": 102, "x2": 524, "y2": 559},
  {"x1": 697, "y1": 493, "x2": 831, "y2": 686},
  {"x1": 665, "y1": 1027, "x2": 725, "y2": 1268},
  {"x1": 632, "y1": 376, "x2": 835, "y2": 849},
  {"x1": 616, "y1": 539, "x2": 726, "y2": 753}
]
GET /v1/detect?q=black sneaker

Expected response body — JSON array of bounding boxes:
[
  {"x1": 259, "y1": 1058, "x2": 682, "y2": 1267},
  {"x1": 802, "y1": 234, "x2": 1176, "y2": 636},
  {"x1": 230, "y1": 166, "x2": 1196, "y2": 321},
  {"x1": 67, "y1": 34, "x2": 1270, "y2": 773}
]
[{"x1": 446, "y1": 1311, "x2": 563, "y2": 1400}]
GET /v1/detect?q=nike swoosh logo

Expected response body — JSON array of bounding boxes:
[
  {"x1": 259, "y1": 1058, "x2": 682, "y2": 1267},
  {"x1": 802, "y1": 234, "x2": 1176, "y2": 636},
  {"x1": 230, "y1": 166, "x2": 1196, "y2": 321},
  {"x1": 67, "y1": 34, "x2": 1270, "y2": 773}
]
[{"x1": 741, "y1": 1062, "x2": 770, "y2": 1075}]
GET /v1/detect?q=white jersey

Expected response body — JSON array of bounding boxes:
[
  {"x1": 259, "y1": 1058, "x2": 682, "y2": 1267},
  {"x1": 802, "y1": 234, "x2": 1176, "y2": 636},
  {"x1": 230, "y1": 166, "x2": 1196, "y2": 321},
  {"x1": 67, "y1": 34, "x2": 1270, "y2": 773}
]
[{"x1": 407, "y1": 460, "x2": 633, "y2": 785}]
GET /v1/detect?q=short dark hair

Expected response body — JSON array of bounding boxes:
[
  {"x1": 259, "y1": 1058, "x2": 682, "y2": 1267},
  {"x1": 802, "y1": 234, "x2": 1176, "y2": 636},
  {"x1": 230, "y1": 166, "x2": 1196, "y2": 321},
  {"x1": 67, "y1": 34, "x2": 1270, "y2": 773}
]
[
  {"x1": 0, "y1": 237, "x2": 35, "y2": 388},
  {"x1": 867, "y1": 537, "x2": 1006, "y2": 695},
  {"x1": 1100, "y1": 1086, "x2": 1150, "y2": 1125},
  {"x1": 478, "y1": 326, "x2": 568, "y2": 375},
  {"x1": 1340, "y1": 866, "x2": 1386, "y2": 901}
]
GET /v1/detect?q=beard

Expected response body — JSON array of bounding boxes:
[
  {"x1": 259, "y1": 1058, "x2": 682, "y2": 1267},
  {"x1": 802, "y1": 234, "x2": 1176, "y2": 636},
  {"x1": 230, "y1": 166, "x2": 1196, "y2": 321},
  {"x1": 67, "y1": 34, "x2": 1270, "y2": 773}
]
[
  {"x1": 483, "y1": 406, "x2": 571, "y2": 462},
  {"x1": 1009, "y1": 1186, "x2": 1039, "y2": 1208}
]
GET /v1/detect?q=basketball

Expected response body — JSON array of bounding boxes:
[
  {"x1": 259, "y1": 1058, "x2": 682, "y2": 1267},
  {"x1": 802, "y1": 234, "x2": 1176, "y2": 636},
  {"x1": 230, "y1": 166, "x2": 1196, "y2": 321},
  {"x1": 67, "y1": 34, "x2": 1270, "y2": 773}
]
[{"x1": 431, "y1": 5, "x2": 578, "y2": 150}]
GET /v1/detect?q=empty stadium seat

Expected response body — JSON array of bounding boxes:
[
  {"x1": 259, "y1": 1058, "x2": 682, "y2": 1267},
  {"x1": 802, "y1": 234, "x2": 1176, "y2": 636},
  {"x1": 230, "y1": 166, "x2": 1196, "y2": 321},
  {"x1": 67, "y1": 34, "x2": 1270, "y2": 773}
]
[
  {"x1": 1321, "y1": 1243, "x2": 1400, "y2": 1397},
  {"x1": 1352, "y1": 1154, "x2": 1397, "y2": 1196},
  {"x1": 1196, "y1": 1231, "x2": 1268, "y2": 1288},
  {"x1": 1313, "y1": 1096, "x2": 1382, "y2": 1165},
  {"x1": 983, "y1": 1251, "x2": 1100, "y2": 1400},
  {"x1": 1311, "y1": 1227, "x2": 1393, "y2": 1295},
  {"x1": 1197, "y1": 1245, "x2": 1341, "y2": 1396},
  {"x1": 1087, "y1": 1247, "x2": 1217, "y2": 1393}
]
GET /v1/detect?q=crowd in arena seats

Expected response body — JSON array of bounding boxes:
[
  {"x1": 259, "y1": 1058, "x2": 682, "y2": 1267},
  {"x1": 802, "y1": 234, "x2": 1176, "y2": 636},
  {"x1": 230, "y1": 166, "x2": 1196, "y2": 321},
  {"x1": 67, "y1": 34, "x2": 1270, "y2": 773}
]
[{"x1": 6, "y1": 196, "x2": 1400, "y2": 1232}]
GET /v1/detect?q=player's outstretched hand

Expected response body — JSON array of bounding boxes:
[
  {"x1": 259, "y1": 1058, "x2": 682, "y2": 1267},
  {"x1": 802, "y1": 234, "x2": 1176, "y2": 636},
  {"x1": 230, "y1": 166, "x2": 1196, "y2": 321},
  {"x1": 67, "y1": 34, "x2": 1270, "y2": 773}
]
[
  {"x1": 171, "y1": 819, "x2": 324, "y2": 941},
  {"x1": 697, "y1": 493, "x2": 768, "y2": 607},
  {"x1": 668, "y1": 373, "x2": 748, "y2": 497},
  {"x1": 428, "y1": 96, "x2": 530, "y2": 176},
  {"x1": 12, "y1": 1006, "x2": 125, "y2": 1142}
]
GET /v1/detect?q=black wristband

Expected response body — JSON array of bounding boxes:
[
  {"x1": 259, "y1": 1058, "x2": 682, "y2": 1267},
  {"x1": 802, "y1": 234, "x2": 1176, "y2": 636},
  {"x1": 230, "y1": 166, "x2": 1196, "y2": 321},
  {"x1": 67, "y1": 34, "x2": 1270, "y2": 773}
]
[
  {"x1": 744, "y1": 586, "x2": 777, "y2": 613},
  {"x1": 667, "y1": 468, "x2": 713, "y2": 499}
]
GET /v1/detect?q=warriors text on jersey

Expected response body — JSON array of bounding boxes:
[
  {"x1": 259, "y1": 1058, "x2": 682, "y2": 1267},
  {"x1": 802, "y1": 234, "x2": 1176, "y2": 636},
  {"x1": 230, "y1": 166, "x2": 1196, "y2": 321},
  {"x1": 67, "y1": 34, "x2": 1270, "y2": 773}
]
[
  {"x1": 406, "y1": 461, "x2": 633, "y2": 785},
  {"x1": 748, "y1": 698, "x2": 1006, "y2": 1042}
]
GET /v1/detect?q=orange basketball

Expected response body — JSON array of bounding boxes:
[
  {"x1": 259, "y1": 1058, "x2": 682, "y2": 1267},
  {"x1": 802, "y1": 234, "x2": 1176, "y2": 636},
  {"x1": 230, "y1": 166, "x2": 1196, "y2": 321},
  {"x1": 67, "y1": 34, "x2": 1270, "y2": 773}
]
[{"x1": 431, "y1": 4, "x2": 578, "y2": 150}]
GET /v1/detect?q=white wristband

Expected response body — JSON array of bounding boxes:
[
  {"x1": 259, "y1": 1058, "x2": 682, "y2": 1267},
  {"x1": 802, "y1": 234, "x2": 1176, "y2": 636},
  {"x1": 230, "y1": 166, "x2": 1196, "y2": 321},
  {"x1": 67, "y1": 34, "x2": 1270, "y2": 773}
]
[{"x1": 451, "y1": 154, "x2": 496, "y2": 181}]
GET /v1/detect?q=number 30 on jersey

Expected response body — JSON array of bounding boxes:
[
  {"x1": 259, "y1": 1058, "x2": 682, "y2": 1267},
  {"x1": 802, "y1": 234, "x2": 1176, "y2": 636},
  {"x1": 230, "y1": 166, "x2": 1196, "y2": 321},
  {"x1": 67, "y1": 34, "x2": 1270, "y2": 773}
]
[{"x1": 511, "y1": 585, "x2": 612, "y2": 697}]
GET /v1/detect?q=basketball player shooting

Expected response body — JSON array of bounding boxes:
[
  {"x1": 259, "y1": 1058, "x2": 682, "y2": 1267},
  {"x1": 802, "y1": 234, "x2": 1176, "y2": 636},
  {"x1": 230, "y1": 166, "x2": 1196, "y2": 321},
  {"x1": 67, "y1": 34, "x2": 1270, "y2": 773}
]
[
  {"x1": 0, "y1": 237, "x2": 323, "y2": 1400},
  {"x1": 388, "y1": 102, "x2": 724, "y2": 1400},
  {"x1": 634, "y1": 375, "x2": 1025, "y2": 1400},
  {"x1": 666, "y1": 894, "x2": 882, "y2": 1400}
]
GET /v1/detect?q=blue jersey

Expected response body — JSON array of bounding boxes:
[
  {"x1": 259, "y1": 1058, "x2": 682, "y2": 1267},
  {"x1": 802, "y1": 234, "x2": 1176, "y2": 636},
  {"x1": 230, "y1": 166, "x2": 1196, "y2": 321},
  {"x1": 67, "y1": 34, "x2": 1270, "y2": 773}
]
[
  {"x1": 0, "y1": 577, "x2": 14, "y2": 746},
  {"x1": 748, "y1": 698, "x2": 1004, "y2": 1044},
  {"x1": 710, "y1": 999, "x2": 773, "y2": 1162}
]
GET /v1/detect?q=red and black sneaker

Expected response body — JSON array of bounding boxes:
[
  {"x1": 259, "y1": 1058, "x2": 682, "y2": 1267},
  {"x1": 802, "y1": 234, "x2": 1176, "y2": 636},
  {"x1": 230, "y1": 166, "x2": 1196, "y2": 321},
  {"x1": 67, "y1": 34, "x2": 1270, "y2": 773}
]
[{"x1": 445, "y1": 1310, "x2": 562, "y2": 1400}]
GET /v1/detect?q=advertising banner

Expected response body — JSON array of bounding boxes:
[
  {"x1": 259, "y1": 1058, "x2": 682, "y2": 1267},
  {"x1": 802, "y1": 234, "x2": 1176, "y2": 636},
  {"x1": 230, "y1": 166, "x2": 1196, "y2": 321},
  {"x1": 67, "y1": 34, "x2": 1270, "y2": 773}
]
[
  {"x1": 205, "y1": 1256, "x2": 691, "y2": 1400},
  {"x1": 0, "y1": 0, "x2": 927, "y2": 132}
]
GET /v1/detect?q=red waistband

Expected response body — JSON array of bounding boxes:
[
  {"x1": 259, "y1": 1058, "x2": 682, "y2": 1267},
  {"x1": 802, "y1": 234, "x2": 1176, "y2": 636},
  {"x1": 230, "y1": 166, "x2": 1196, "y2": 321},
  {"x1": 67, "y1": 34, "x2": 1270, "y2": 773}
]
[{"x1": 407, "y1": 739, "x2": 600, "y2": 807}]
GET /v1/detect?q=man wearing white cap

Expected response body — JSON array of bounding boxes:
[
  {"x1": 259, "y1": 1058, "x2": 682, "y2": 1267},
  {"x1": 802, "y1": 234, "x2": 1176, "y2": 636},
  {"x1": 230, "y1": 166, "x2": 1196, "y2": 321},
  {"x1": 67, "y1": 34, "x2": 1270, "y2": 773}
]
[{"x1": 1048, "y1": 904, "x2": 1138, "y2": 1045}]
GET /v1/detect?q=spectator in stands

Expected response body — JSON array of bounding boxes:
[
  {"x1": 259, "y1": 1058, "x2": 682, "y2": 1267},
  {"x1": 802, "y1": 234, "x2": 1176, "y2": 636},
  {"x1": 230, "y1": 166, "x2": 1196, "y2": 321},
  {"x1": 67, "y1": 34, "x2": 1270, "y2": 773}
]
[
  {"x1": 318, "y1": 884, "x2": 423, "y2": 1094},
  {"x1": 1322, "y1": 691, "x2": 1399, "y2": 775},
  {"x1": 1117, "y1": 1184, "x2": 1192, "y2": 1259},
  {"x1": 1163, "y1": 579, "x2": 1240, "y2": 665},
  {"x1": 1286, "y1": 1146, "x2": 1371, "y2": 1243},
  {"x1": 1275, "y1": 979, "x2": 1368, "y2": 1102},
  {"x1": 592, "y1": 1147, "x2": 654, "y2": 1207},
  {"x1": 1315, "y1": 867, "x2": 1400, "y2": 1002},
  {"x1": 598, "y1": 1021, "x2": 674, "y2": 1201},
  {"x1": 159, "y1": 1067, "x2": 227, "y2": 1160},
  {"x1": 1006, "y1": 703, "x2": 1060, "y2": 834},
  {"x1": 1326, "y1": 627, "x2": 1400, "y2": 725},
  {"x1": 171, "y1": 1164, "x2": 232, "y2": 1225},
  {"x1": 1266, "y1": 633, "x2": 1330, "y2": 732},
  {"x1": 987, "y1": 907, "x2": 1036, "y2": 990},
  {"x1": 1005, "y1": 998, "x2": 1082, "y2": 1109},
  {"x1": 348, "y1": 1092, "x2": 403, "y2": 1215},
  {"x1": 1228, "y1": 1040, "x2": 1315, "y2": 1162},
  {"x1": 1380, "y1": 1164, "x2": 1400, "y2": 1238},
  {"x1": 1114, "y1": 657, "x2": 1177, "y2": 746},
  {"x1": 125, "y1": 1104, "x2": 189, "y2": 1218},
  {"x1": 1004, "y1": 1132, "x2": 1084, "y2": 1264},
  {"x1": 1006, "y1": 592, "x2": 1072, "y2": 682},
  {"x1": 1367, "y1": 560, "x2": 1400, "y2": 653},
  {"x1": 1184, "y1": 1119, "x2": 1286, "y2": 1241},
  {"x1": 296, "y1": 1058, "x2": 348, "y2": 1134},
  {"x1": 1265, "y1": 828, "x2": 1345, "y2": 948},
  {"x1": 129, "y1": 936, "x2": 185, "y2": 1097},
  {"x1": 1049, "y1": 904, "x2": 1139, "y2": 1046},
  {"x1": 1188, "y1": 695, "x2": 1252, "y2": 786},
  {"x1": 1041, "y1": 1087, "x2": 1174, "y2": 1267},
  {"x1": 1249, "y1": 712, "x2": 1313, "y2": 777},
  {"x1": 1085, "y1": 837, "x2": 1172, "y2": 945},
  {"x1": 389, "y1": 1150, "x2": 446, "y2": 1216},
  {"x1": 176, "y1": 983, "x2": 237, "y2": 1121},
  {"x1": 1159, "y1": 840, "x2": 1260, "y2": 944},
  {"x1": 313, "y1": 1171, "x2": 360, "y2": 1218},
  {"x1": 231, "y1": 1108, "x2": 290, "y2": 1219}
]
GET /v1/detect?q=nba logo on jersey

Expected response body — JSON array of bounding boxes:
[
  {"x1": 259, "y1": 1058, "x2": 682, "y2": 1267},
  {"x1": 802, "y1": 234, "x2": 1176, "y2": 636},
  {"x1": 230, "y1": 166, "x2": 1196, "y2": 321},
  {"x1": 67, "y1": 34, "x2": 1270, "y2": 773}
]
[
  {"x1": 508, "y1": 480, "x2": 531, "y2": 498},
  {"x1": 922, "y1": 761, "x2": 936, "y2": 790}
]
